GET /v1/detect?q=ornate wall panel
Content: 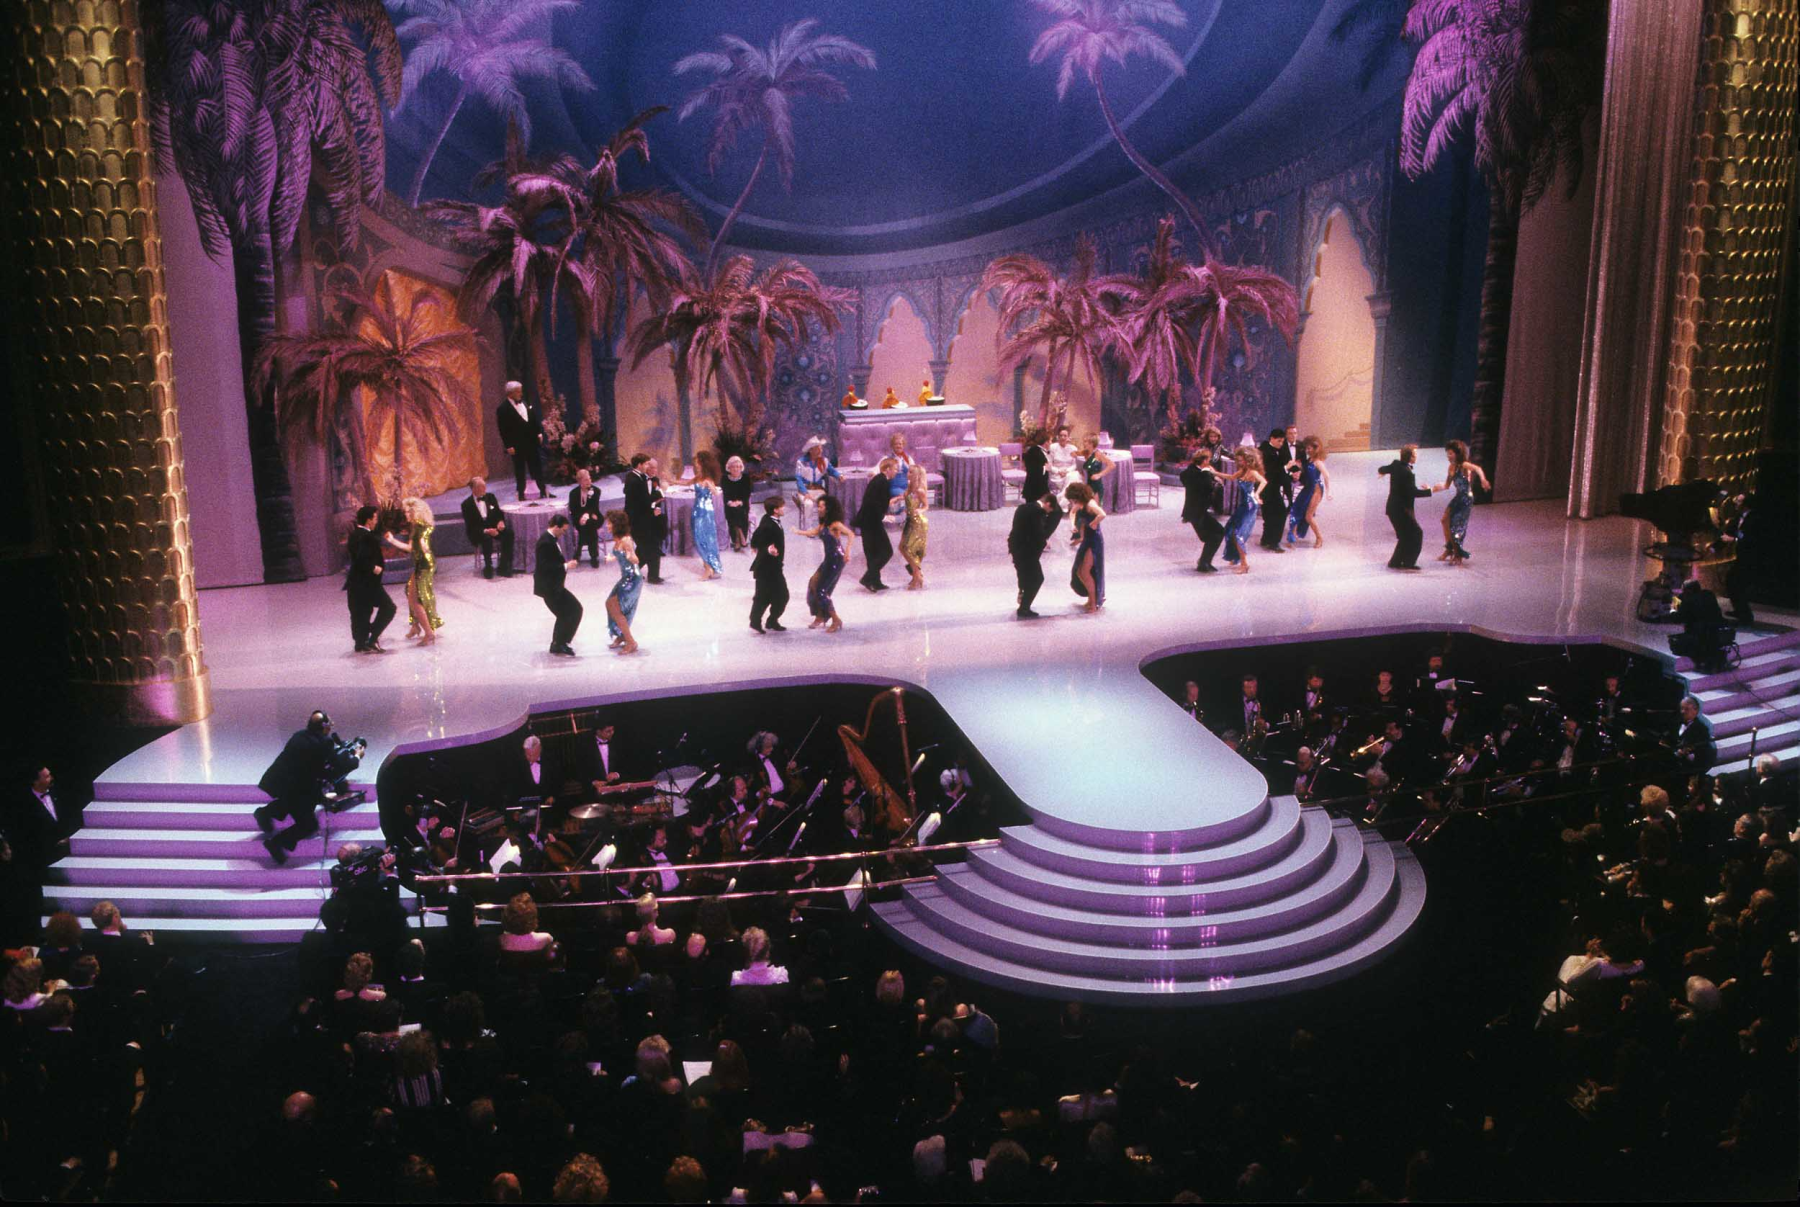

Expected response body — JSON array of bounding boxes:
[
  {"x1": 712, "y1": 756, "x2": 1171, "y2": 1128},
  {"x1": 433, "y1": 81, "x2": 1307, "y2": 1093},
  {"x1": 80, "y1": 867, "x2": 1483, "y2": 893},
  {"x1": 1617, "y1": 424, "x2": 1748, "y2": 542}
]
[
  {"x1": 0, "y1": 0, "x2": 211, "y2": 723},
  {"x1": 1659, "y1": 0, "x2": 1800, "y2": 492}
]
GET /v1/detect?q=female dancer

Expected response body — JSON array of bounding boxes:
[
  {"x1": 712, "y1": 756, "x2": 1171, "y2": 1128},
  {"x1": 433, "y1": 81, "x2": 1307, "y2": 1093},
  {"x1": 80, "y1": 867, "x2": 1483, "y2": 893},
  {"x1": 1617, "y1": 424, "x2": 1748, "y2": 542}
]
[
  {"x1": 385, "y1": 497, "x2": 442, "y2": 643},
  {"x1": 1288, "y1": 436, "x2": 1331, "y2": 547},
  {"x1": 1222, "y1": 447, "x2": 1266, "y2": 574},
  {"x1": 1078, "y1": 434, "x2": 1112, "y2": 493},
  {"x1": 1064, "y1": 480, "x2": 1106, "y2": 612},
  {"x1": 603, "y1": 510, "x2": 641, "y2": 654},
  {"x1": 1046, "y1": 424, "x2": 1079, "y2": 497},
  {"x1": 799, "y1": 494, "x2": 852, "y2": 632},
  {"x1": 721, "y1": 454, "x2": 753, "y2": 551},
  {"x1": 1439, "y1": 439, "x2": 1490, "y2": 565},
  {"x1": 900, "y1": 477, "x2": 930, "y2": 590},
  {"x1": 681, "y1": 449, "x2": 724, "y2": 580}
]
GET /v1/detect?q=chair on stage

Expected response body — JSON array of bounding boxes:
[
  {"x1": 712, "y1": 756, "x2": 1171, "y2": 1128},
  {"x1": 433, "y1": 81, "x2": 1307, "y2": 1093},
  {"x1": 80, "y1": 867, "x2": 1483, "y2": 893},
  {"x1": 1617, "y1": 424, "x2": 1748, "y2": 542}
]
[
  {"x1": 1129, "y1": 444, "x2": 1161, "y2": 508},
  {"x1": 999, "y1": 442, "x2": 1025, "y2": 502}
]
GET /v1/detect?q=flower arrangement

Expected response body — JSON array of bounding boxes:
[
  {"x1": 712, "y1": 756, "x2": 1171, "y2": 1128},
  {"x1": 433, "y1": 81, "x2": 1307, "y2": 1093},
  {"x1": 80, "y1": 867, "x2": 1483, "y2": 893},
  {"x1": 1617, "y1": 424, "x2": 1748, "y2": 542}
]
[
  {"x1": 1157, "y1": 388, "x2": 1224, "y2": 465},
  {"x1": 712, "y1": 417, "x2": 777, "y2": 480},
  {"x1": 540, "y1": 396, "x2": 616, "y2": 483}
]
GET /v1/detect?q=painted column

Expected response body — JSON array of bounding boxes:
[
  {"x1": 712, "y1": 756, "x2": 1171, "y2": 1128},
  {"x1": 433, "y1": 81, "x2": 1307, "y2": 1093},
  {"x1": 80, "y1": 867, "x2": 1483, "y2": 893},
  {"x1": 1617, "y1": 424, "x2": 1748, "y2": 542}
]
[
  {"x1": 928, "y1": 357, "x2": 951, "y2": 399},
  {"x1": 849, "y1": 362, "x2": 873, "y2": 401},
  {"x1": 0, "y1": 0, "x2": 212, "y2": 724},
  {"x1": 1366, "y1": 291, "x2": 1393, "y2": 450},
  {"x1": 1658, "y1": 0, "x2": 1799, "y2": 493},
  {"x1": 595, "y1": 355, "x2": 620, "y2": 443}
]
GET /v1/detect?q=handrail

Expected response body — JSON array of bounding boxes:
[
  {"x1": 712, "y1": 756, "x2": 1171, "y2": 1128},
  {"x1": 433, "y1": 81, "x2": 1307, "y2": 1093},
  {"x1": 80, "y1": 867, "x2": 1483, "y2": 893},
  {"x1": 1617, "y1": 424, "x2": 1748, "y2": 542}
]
[
  {"x1": 412, "y1": 837, "x2": 999, "y2": 885},
  {"x1": 1303, "y1": 763, "x2": 1688, "y2": 829},
  {"x1": 416, "y1": 874, "x2": 939, "y2": 913}
]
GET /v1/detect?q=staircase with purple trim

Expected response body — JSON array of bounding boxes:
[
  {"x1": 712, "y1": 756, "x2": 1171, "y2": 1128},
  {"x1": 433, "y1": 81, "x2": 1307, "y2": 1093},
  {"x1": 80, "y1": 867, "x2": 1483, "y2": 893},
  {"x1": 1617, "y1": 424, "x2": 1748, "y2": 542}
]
[
  {"x1": 1680, "y1": 629, "x2": 1800, "y2": 775},
  {"x1": 42, "y1": 779, "x2": 428, "y2": 943},
  {"x1": 872, "y1": 793, "x2": 1426, "y2": 1005}
]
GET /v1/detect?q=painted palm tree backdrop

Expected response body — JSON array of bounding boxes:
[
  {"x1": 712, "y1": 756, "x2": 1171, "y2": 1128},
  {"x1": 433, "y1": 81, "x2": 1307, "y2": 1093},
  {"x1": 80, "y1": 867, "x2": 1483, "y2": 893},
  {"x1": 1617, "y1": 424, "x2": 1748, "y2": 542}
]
[{"x1": 139, "y1": 0, "x2": 1550, "y2": 577}]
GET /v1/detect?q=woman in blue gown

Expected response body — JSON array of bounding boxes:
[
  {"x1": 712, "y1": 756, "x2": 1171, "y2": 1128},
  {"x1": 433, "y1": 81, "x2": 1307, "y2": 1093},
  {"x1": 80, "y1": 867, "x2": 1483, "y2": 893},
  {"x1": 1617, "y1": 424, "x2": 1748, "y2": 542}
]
[
  {"x1": 799, "y1": 494, "x2": 853, "y2": 632},
  {"x1": 1063, "y1": 481, "x2": 1107, "y2": 611},
  {"x1": 1223, "y1": 447, "x2": 1267, "y2": 573},
  {"x1": 1288, "y1": 437, "x2": 1330, "y2": 546},
  {"x1": 603, "y1": 510, "x2": 642, "y2": 653},
  {"x1": 1439, "y1": 439, "x2": 1490, "y2": 566},
  {"x1": 686, "y1": 449, "x2": 724, "y2": 579}
]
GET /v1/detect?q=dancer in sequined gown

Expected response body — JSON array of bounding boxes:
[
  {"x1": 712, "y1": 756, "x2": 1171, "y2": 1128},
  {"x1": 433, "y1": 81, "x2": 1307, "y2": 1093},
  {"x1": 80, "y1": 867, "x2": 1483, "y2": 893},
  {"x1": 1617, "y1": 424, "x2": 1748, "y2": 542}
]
[
  {"x1": 385, "y1": 497, "x2": 442, "y2": 644},
  {"x1": 800, "y1": 494, "x2": 853, "y2": 632},
  {"x1": 681, "y1": 449, "x2": 724, "y2": 579},
  {"x1": 900, "y1": 479, "x2": 930, "y2": 589},
  {"x1": 603, "y1": 510, "x2": 641, "y2": 653},
  {"x1": 1439, "y1": 439, "x2": 1490, "y2": 566},
  {"x1": 1063, "y1": 481, "x2": 1107, "y2": 611},
  {"x1": 1222, "y1": 448, "x2": 1267, "y2": 574}
]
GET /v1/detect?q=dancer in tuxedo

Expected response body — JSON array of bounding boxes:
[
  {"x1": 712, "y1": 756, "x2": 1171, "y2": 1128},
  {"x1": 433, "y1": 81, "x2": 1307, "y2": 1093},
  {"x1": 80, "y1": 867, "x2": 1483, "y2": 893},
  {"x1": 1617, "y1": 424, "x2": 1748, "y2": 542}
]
[
  {"x1": 856, "y1": 458, "x2": 896, "y2": 591},
  {"x1": 345, "y1": 505, "x2": 397, "y2": 653},
  {"x1": 749, "y1": 494, "x2": 791, "y2": 633},
  {"x1": 1021, "y1": 428, "x2": 1050, "y2": 502},
  {"x1": 534, "y1": 514, "x2": 582, "y2": 656},
  {"x1": 1007, "y1": 491, "x2": 1063, "y2": 618},
  {"x1": 1256, "y1": 427, "x2": 1294, "y2": 551},
  {"x1": 460, "y1": 476, "x2": 515, "y2": 578},
  {"x1": 568, "y1": 468, "x2": 606, "y2": 568},
  {"x1": 1179, "y1": 446, "x2": 1226, "y2": 572},
  {"x1": 495, "y1": 381, "x2": 547, "y2": 501},
  {"x1": 1378, "y1": 444, "x2": 1439, "y2": 569},
  {"x1": 622, "y1": 454, "x2": 666, "y2": 584}
]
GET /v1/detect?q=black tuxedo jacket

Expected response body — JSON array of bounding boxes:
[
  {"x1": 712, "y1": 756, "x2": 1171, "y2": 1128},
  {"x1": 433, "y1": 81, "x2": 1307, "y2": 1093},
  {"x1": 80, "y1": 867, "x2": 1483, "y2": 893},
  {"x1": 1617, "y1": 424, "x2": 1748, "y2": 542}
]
[
  {"x1": 514, "y1": 755, "x2": 560, "y2": 803},
  {"x1": 856, "y1": 474, "x2": 892, "y2": 530},
  {"x1": 568, "y1": 484, "x2": 604, "y2": 531},
  {"x1": 578, "y1": 733, "x2": 643, "y2": 788},
  {"x1": 1180, "y1": 464, "x2": 1221, "y2": 522},
  {"x1": 532, "y1": 531, "x2": 567, "y2": 597},
  {"x1": 1673, "y1": 718, "x2": 1716, "y2": 773},
  {"x1": 1258, "y1": 441, "x2": 1294, "y2": 501},
  {"x1": 751, "y1": 514, "x2": 786, "y2": 577},
  {"x1": 1379, "y1": 460, "x2": 1431, "y2": 514},
  {"x1": 460, "y1": 493, "x2": 505, "y2": 543},
  {"x1": 344, "y1": 525, "x2": 384, "y2": 591},
  {"x1": 495, "y1": 398, "x2": 542, "y2": 450},
  {"x1": 258, "y1": 729, "x2": 353, "y2": 803},
  {"x1": 622, "y1": 472, "x2": 664, "y2": 538},
  {"x1": 1007, "y1": 500, "x2": 1061, "y2": 559},
  {"x1": 9, "y1": 788, "x2": 66, "y2": 867},
  {"x1": 1021, "y1": 444, "x2": 1050, "y2": 501}
]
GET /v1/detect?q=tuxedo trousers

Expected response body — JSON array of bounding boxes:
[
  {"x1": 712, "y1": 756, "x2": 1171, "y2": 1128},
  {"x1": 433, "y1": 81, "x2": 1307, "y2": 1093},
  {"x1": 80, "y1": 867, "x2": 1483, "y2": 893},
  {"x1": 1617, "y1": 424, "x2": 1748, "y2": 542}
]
[
  {"x1": 542, "y1": 587, "x2": 583, "y2": 646},
  {"x1": 1189, "y1": 515, "x2": 1225, "y2": 568},
  {"x1": 859, "y1": 523, "x2": 893, "y2": 587},
  {"x1": 347, "y1": 580, "x2": 397, "y2": 648},
  {"x1": 1013, "y1": 554, "x2": 1045, "y2": 612},
  {"x1": 510, "y1": 446, "x2": 546, "y2": 499},
  {"x1": 751, "y1": 570, "x2": 789, "y2": 626},
  {"x1": 1387, "y1": 507, "x2": 1424, "y2": 568}
]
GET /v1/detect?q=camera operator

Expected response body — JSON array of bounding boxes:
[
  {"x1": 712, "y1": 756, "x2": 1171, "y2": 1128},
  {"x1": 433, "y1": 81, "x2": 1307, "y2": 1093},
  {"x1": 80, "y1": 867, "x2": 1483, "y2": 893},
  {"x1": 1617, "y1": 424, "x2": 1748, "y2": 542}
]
[
  {"x1": 256, "y1": 711, "x2": 366, "y2": 864},
  {"x1": 320, "y1": 842, "x2": 407, "y2": 961}
]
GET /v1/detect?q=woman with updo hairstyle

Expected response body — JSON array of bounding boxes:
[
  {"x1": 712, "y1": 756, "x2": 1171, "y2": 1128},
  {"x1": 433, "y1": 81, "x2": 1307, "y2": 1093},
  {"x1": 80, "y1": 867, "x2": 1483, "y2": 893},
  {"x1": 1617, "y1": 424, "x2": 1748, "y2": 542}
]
[
  {"x1": 731, "y1": 926, "x2": 789, "y2": 986},
  {"x1": 384, "y1": 496, "x2": 443, "y2": 642},
  {"x1": 603, "y1": 509, "x2": 643, "y2": 653},
  {"x1": 500, "y1": 892, "x2": 554, "y2": 953},
  {"x1": 1223, "y1": 446, "x2": 1267, "y2": 573}
]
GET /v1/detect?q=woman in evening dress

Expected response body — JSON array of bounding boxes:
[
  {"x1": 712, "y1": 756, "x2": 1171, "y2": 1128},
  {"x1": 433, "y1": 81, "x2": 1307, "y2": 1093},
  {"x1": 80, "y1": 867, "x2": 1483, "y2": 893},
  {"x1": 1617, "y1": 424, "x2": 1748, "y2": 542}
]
[
  {"x1": 386, "y1": 497, "x2": 442, "y2": 644},
  {"x1": 900, "y1": 478, "x2": 930, "y2": 590},
  {"x1": 683, "y1": 449, "x2": 724, "y2": 579},
  {"x1": 1222, "y1": 447, "x2": 1266, "y2": 574},
  {"x1": 721, "y1": 455, "x2": 753, "y2": 551},
  {"x1": 1288, "y1": 436, "x2": 1331, "y2": 547},
  {"x1": 1063, "y1": 480, "x2": 1106, "y2": 612},
  {"x1": 603, "y1": 510, "x2": 642, "y2": 654},
  {"x1": 799, "y1": 494, "x2": 853, "y2": 633},
  {"x1": 1439, "y1": 439, "x2": 1490, "y2": 566}
]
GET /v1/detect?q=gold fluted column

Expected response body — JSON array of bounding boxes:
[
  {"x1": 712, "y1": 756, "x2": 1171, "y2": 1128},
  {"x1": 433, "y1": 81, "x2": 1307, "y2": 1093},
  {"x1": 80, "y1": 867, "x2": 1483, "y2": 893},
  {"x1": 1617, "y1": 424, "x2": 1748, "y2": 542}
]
[
  {"x1": 1658, "y1": 0, "x2": 1800, "y2": 493},
  {"x1": 0, "y1": 0, "x2": 211, "y2": 724}
]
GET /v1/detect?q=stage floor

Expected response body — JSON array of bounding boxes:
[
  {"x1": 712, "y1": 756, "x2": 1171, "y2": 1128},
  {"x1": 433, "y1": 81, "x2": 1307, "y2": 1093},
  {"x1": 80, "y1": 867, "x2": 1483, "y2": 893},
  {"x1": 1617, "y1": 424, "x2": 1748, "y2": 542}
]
[{"x1": 104, "y1": 450, "x2": 1782, "y2": 814}]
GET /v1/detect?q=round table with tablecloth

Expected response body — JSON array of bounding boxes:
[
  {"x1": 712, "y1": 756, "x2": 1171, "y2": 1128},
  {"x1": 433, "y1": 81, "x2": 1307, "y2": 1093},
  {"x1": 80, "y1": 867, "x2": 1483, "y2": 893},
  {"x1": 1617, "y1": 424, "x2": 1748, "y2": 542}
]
[
  {"x1": 655, "y1": 487, "x2": 695, "y2": 557},
  {"x1": 1098, "y1": 448, "x2": 1137, "y2": 515},
  {"x1": 502, "y1": 499, "x2": 567, "y2": 573},
  {"x1": 938, "y1": 446, "x2": 1004, "y2": 511}
]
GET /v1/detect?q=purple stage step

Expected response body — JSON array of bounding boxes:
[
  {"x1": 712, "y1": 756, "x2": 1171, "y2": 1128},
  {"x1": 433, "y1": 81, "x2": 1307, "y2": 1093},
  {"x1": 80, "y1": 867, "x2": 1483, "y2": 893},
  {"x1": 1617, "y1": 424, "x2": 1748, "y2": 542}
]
[
  {"x1": 1685, "y1": 653, "x2": 1800, "y2": 693},
  {"x1": 1021, "y1": 789, "x2": 1275, "y2": 853},
  {"x1": 965, "y1": 810, "x2": 1341, "y2": 914},
  {"x1": 84, "y1": 801, "x2": 382, "y2": 831},
  {"x1": 1675, "y1": 629, "x2": 1800, "y2": 672},
  {"x1": 937, "y1": 820, "x2": 1367, "y2": 943},
  {"x1": 873, "y1": 839, "x2": 1427, "y2": 1006},
  {"x1": 999, "y1": 795, "x2": 1303, "y2": 883},
  {"x1": 90, "y1": 780, "x2": 376, "y2": 804},
  {"x1": 1696, "y1": 672, "x2": 1800, "y2": 715},
  {"x1": 46, "y1": 884, "x2": 334, "y2": 918},
  {"x1": 48, "y1": 854, "x2": 339, "y2": 888},
  {"x1": 893, "y1": 830, "x2": 1399, "y2": 980},
  {"x1": 71, "y1": 824, "x2": 384, "y2": 860}
]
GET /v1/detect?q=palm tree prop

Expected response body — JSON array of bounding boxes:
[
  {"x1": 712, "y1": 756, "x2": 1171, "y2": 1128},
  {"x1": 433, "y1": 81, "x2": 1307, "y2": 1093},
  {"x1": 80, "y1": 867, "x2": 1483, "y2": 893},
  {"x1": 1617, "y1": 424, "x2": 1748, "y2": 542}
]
[
  {"x1": 1398, "y1": 0, "x2": 1605, "y2": 471},
  {"x1": 629, "y1": 255, "x2": 852, "y2": 435},
  {"x1": 674, "y1": 18, "x2": 876, "y2": 272},
  {"x1": 1101, "y1": 216, "x2": 1190, "y2": 424},
  {"x1": 389, "y1": 0, "x2": 596, "y2": 207},
  {"x1": 981, "y1": 235, "x2": 1131, "y2": 429},
  {"x1": 1140, "y1": 257, "x2": 1300, "y2": 426},
  {"x1": 256, "y1": 284, "x2": 477, "y2": 501},
  {"x1": 508, "y1": 108, "x2": 705, "y2": 422},
  {"x1": 150, "y1": 0, "x2": 402, "y2": 580},
  {"x1": 1027, "y1": 0, "x2": 1212, "y2": 256}
]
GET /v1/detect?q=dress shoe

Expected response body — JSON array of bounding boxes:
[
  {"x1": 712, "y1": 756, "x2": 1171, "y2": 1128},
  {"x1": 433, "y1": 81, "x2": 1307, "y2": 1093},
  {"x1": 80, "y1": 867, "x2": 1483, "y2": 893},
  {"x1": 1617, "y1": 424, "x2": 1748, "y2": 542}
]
[
  {"x1": 750, "y1": 622, "x2": 765, "y2": 634},
  {"x1": 766, "y1": 620, "x2": 786, "y2": 632},
  {"x1": 646, "y1": 576, "x2": 664, "y2": 585},
  {"x1": 1198, "y1": 563, "x2": 1218, "y2": 573},
  {"x1": 353, "y1": 641, "x2": 370, "y2": 654},
  {"x1": 483, "y1": 565, "x2": 494, "y2": 580},
  {"x1": 368, "y1": 641, "x2": 390, "y2": 654},
  {"x1": 254, "y1": 808, "x2": 274, "y2": 835},
  {"x1": 263, "y1": 837, "x2": 288, "y2": 865},
  {"x1": 1017, "y1": 608, "x2": 1041, "y2": 619}
]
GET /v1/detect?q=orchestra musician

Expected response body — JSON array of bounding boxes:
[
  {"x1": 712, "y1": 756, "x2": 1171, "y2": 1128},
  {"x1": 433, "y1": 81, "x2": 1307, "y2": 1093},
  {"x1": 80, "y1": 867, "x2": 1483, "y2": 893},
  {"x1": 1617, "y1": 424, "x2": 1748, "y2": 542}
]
[
  {"x1": 514, "y1": 735, "x2": 560, "y2": 814},
  {"x1": 1238, "y1": 675, "x2": 1266, "y2": 750},
  {"x1": 747, "y1": 731, "x2": 800, "y2": 804},
  {"x1": 1671, "y1": 696, "x2": 1716, "y2": 776},
  {"x1": 1179, "y1": 680, "x2": 1204, "y2": 723}
]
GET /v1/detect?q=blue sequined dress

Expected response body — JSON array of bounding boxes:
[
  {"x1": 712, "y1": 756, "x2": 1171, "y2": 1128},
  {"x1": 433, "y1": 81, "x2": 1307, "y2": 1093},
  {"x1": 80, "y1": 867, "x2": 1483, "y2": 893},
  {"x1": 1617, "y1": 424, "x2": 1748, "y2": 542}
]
[
  {"x1": 1445, "y1": 470, "x2": 1473, "y2": 552},
  {"x1": 692, "y1": 484, "x2": 722, "y2": 573},
  {"x1": 1224, "y1": 479, "x2": 1258, "y2": 562},
  {"x1": 808, "y1": 528, "x2": 846, "y2": 619},
  {"x1": 606, "y1": 544, "x2": 642, "y2": 637}
]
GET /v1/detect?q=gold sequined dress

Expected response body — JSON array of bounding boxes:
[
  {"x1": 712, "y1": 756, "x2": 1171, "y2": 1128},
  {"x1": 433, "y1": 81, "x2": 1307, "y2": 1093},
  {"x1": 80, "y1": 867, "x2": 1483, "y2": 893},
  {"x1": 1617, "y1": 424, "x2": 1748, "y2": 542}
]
[
  {"x1": 410, "y1": 522, "x2": 444, "y2": 629},
  {"x1": 901, "y1": 493, "x2": 929, "y2": 564}
]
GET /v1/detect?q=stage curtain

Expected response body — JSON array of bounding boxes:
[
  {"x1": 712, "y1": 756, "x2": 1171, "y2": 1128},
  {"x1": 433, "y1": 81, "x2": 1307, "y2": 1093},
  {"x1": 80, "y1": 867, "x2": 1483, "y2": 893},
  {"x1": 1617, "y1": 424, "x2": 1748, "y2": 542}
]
[
  {"x1": 1565, "y1": 0, "x2": 1705, "y2": 518},
  {"x1": 358, "y1": 269, "x2": 486, "y2": 500},
  {"x1": 1491, "y1": 138, "x2": 1597, "y2": 502}
]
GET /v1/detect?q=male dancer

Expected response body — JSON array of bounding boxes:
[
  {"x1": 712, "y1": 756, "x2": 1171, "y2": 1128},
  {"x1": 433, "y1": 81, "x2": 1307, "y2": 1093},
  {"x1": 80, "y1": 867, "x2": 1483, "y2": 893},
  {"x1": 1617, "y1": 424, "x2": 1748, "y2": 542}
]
[
  {"x1": 623, "y1": 454, "x2": 666, "y2": 584},
  {"x1": 534, "y1": 514, "x2": 582, "y2": 656},
  {"x1": 750, "y1": 494, "x2": 790, "y2": 633},
  {"x1": 568, "y1": 468, "x2": 605, "y2": 568},
  {"x1": 1179, "y1": 447, "x2": 1226, "y2": 572},
  {"x1": 856, "y1": 458, "x2": 897, "y2": 591},
  {"x1": 1256, "y1": 427, "x2": 1293, "y2": 551},
  {"x1": 1378, "y1": 444, "x2": 1437, "y2": 570},
  {"x1": 1007, "y1": 491, "x2": 1063, "y2": 619},
  {"x1": 346, "y1": 505, "x2": 396, "y2": 652},
  {"x1": 495, "y1": 381, "x2": 547, "y2": 501},
  {"x1": 460, "y1": 476, "x2": 514, "y2": 578}
]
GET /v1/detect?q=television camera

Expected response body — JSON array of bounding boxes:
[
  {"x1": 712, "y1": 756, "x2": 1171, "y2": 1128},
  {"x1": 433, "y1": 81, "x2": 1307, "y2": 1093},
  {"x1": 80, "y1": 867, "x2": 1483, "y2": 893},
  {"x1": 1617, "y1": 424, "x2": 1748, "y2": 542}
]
[{"x1": 1618, "y1": 480, "x2": 1719, "y2": 622}]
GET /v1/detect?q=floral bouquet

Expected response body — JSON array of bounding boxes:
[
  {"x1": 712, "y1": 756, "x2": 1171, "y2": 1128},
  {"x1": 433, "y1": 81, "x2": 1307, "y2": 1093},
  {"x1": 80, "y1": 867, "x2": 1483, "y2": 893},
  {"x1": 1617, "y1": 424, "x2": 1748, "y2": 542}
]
[
  {"x1": 541, "y1": 397, "x2": 616, "y2": 483},
  {"x1": 712, "y1": 416, "x2": 777, "y2": 480}
]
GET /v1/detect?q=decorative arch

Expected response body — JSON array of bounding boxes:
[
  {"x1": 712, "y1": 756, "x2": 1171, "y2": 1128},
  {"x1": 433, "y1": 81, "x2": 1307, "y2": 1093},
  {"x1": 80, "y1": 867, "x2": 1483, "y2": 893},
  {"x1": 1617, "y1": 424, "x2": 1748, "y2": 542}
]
[
  {"x1": 860, "y1": 286, "x2": 937, "y2": 364},
  {"x1": 865, "y1": 291, "x2": 936, "y2": 407},
  {"x1": 1293, "y1": 212, "x2": 1378, "y2": 452}
]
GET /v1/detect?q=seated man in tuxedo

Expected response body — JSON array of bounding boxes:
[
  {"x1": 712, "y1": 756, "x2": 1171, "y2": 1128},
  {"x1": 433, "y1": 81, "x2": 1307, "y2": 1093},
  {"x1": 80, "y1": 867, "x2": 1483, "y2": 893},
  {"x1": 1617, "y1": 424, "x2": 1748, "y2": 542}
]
[
  {"x1": 460, "y1": 475, "x2": 514, "y2": 578},
  {"x1": 567, "y1": 468, "x2": 606, "y2": 569},
  {"x1": 1550, "y1": 716, "x2": 1599, "y2": 775},
  {"x1": 746, "y1": 731, "x2": 799, "y2": 804},
  {"x1": 579, "y1": 721, "x2": 653, "y2": 803},
  {"x1": 1670, "y1": 580, "x2": 1733, "y2": 672},
  {"x1": 1670, "y1": 695, "x2": 1716, "y2": 776},
  {"x1": 1371, "y1": 719, "x2": 1419, "y2": 786},
  {"x1": 1177, "y1": 680, "x2": 1204, "y2": 723},
  {"x1": 514, "y1": 735, "x2": 561, "y2": 815}
]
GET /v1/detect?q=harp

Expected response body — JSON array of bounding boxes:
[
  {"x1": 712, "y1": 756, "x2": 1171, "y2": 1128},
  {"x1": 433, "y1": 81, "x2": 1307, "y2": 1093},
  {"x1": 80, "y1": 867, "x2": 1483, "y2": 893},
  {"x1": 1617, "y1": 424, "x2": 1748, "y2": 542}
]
[{"x1": 837, "y1": 687, "x2": 918, "y2": 838}]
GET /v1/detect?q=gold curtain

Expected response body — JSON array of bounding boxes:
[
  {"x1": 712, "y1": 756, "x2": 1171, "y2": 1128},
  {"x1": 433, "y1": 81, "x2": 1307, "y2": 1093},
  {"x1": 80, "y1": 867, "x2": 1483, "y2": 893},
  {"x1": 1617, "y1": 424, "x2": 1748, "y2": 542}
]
[{"x1": 357, "y1": 268, "x2": 486, "y2": 499}]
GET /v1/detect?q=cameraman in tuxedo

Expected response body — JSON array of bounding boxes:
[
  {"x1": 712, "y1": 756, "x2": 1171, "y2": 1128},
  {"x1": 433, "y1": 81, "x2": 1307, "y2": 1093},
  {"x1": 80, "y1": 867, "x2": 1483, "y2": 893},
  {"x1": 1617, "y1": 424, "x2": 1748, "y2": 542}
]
[{"x1": 256, "y1": 712, "x2": 364, "y2": 864}]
